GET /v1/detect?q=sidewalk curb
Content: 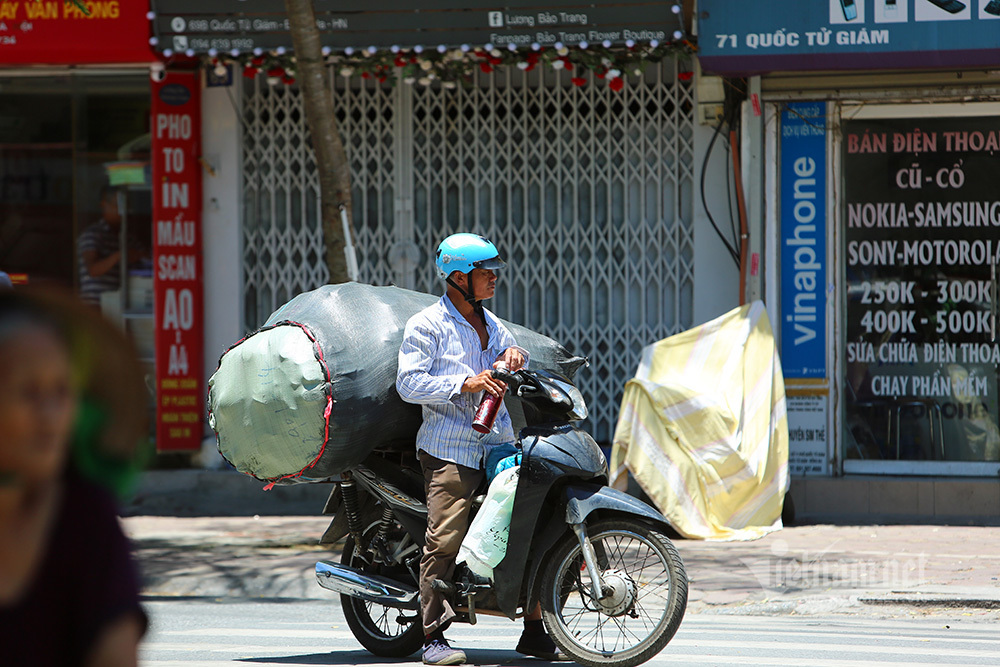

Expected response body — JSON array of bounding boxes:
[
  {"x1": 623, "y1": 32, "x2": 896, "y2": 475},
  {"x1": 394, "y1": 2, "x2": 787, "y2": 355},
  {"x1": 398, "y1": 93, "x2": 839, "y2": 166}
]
[
  {"x1": 860, "y1": 597, "x2": 1000, "y2": 609},
  {"x1": 124, "y1": 470, "x2": 333, "y2": 516}
]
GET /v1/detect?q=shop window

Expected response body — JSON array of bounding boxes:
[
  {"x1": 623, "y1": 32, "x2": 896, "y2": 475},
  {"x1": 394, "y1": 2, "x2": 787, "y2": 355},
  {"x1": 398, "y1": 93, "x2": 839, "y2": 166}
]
[
  {"x1": 0, "y1": 74, "x2": 155, "y2": 439},
  {"x1": 842, "y1": 112, "x2": 1000, "y2": 464},
  {"x1": 0, "y1": 91, "x2": 73, "y2": 284}
]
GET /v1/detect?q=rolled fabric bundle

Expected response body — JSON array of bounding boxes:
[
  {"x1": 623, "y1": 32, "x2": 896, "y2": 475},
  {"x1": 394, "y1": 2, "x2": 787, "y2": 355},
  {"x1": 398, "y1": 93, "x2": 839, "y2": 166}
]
[{"x1": 208, "y1": 283, "x2": 585, "y2": 485}]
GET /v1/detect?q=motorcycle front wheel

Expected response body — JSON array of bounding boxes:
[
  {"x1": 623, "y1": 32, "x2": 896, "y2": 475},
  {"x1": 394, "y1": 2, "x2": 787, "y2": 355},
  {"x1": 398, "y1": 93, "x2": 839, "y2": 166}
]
[
  {"x1": 540, "y1": 518, "x2": 687, "y2": 667},
  {"x1": 340, "y1": 531, "x2": 424, "y2": 658}
]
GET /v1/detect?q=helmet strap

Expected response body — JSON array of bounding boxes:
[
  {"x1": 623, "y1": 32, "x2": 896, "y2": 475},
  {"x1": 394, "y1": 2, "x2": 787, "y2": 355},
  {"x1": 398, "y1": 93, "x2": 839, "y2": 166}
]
[
  {"x1": 446, "y1": 274, "x2": 477, "y2": 305},
  {"x1": 446, "y1": 274, "x2": 487, "y2": 325}
]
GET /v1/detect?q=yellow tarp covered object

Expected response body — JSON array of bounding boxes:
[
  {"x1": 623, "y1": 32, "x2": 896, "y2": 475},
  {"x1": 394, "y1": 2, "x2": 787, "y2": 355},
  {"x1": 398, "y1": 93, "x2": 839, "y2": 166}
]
[{"x1": 610, "y1": 301, "x2": 789, "y2": 541}]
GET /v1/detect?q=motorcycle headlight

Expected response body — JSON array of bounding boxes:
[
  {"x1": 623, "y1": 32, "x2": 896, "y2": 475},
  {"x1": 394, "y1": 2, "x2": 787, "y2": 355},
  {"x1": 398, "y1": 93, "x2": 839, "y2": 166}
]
[{"x1": 549, "y1": 377, "x2": 588, "y2": 421}]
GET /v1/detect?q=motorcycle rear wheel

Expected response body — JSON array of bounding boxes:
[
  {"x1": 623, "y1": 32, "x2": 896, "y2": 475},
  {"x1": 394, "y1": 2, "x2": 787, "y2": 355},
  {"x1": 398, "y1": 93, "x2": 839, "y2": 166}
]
[
  {"x1": 540, "y1": 518, "x2": 687, "y2": 667},
  {"x1": 340, "y1": 533, "x2": 424, "y2": 658}
]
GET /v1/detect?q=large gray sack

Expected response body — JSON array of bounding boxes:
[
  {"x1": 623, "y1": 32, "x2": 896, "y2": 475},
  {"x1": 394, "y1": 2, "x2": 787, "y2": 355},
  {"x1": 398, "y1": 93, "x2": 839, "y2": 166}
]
[{"x1": 208, "y1": 283, "x2": 586, "y2": 485}]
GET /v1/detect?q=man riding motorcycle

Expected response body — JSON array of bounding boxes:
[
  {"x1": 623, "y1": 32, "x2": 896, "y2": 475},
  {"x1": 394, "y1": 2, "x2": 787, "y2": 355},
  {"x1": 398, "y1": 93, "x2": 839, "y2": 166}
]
[{"x1": 396, "y1": 233, "x2": 562, "y2": 665}]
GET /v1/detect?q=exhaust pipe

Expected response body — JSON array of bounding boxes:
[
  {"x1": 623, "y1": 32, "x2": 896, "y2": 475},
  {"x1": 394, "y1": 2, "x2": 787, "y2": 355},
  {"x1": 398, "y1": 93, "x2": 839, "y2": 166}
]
[{"x1": 315, "y1": 560, "x2": 419, "y2": 610}]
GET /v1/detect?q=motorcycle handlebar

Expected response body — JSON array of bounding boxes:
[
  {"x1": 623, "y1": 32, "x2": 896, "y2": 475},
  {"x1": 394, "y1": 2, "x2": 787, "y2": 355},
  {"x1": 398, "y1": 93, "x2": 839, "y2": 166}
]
[
  {"x1": 490, "y1": 367, "x2": 521, "y2": 389},
  {"x1": 490, "y1": 368, "x2": 547, "y2": 399}
]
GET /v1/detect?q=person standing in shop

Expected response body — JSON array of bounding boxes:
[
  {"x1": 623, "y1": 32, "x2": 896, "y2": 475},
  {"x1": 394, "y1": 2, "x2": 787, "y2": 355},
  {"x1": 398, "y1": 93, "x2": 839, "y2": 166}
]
[{"x1": 77, "y1": 186, "x2": 146, "y2": 307}]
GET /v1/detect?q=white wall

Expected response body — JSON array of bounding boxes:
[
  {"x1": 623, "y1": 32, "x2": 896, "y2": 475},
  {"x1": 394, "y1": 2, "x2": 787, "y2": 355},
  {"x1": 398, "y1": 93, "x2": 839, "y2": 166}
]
[
  {"x1": 692, "y1": 118, "x2": 741, "y2": 326},
  {"x1": 201, "y1": 78, "x2": 243, "y2": 393}
]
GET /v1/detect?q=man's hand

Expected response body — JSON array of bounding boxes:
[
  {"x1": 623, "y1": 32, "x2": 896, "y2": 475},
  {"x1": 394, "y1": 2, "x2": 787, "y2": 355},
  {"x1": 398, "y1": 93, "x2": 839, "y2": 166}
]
[
  {"x1": 83, "y1": 248, "x2": 121, "y2": 278},
  {"x1": 496, "y1": 347, "x2": 526, "y2": 372},
  {"x1": 462, "y1": 369, "x2": 507, "y2": 397}
]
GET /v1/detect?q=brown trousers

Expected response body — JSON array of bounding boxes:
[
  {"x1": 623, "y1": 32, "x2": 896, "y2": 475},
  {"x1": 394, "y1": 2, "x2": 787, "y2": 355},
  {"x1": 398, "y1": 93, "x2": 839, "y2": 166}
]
[{"x1": 419, "y1": 452, "x2": 485, "y2": 635}]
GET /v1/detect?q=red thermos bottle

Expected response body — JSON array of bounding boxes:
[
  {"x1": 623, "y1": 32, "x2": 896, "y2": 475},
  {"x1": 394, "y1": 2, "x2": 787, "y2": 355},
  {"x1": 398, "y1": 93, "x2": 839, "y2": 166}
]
[{"x1": 472, "y1": 363, "x2": 507, "y2": 434}]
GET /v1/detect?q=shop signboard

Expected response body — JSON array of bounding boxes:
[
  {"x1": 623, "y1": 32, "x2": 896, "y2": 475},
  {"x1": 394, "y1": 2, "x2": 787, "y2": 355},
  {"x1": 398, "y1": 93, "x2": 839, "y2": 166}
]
[
  {"x1": 0, "y1": 1, "x2": 153, "y2": 64},
  {"x1": 843, "y1": 112, "x2": 1000, "y2": 463},
  {"x1": 781, "y1": 102, "x2": 827, "y2": 379},
  {"x1": 151, "y1": 70, "x2": 203, "y2": 453},
  {"x1": 786, "y1": 386, "x2": 829, "y2": 475},
  {"x1": 699, "y1": 0, "x2": 1000, "y2": 74},
  {"x1": 151, "y1": 0, "x2": 681, "y2": 53}
]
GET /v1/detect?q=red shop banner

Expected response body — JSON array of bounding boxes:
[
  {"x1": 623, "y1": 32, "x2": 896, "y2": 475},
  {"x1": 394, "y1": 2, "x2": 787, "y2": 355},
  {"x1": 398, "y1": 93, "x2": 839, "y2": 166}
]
[
  {"x1": 0, "y1": 1, "x2": 154, "y2": 65},
  {"x1": 151, "y1": 70, "x2": 203, "y2": 452}
]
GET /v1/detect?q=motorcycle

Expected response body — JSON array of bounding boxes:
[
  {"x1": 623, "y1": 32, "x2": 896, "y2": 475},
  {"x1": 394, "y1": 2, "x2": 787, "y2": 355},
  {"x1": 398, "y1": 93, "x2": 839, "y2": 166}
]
[{"x1": 314, "y1": 367, "x2": 688, "y2": 667}]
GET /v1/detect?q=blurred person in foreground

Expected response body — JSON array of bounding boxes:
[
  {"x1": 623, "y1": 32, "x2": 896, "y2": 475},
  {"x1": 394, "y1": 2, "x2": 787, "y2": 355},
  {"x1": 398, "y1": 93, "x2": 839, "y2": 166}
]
[{"x1": 0, "y1": 287, "x2": 148, "y2": 666}]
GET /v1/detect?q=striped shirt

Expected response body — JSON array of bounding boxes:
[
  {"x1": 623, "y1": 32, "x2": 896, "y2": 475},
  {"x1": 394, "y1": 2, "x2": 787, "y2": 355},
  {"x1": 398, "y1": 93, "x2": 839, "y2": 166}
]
[
  {"x1": 77, "y1": 219, "x2": 121, "y2": 305},
  {"x1": 396, "y1": 295, "x2": 529, "y2": 470}
]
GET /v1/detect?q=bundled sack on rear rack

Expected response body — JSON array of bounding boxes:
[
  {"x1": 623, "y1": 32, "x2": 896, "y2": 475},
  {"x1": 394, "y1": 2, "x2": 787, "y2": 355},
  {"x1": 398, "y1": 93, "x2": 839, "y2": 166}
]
[{"x1": 208, "y1": 282, "x2": 586, "y2": 485}]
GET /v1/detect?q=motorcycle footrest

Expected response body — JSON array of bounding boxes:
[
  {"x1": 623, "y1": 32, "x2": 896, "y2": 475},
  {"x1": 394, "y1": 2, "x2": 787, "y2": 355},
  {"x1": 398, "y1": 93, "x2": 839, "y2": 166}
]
[
  {"x1": 456, "y1": 583, "x2": 491, "y2": 596},
  {"x1": 432, "y1": 577, "x2": 490, "y2": 598},
  {"x1": 431, "y1": 578, "x2": 456, "y2": 596}
]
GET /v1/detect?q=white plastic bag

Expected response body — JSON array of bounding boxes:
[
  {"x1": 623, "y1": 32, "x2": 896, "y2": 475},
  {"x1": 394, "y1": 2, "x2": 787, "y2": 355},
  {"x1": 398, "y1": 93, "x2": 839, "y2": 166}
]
[{"x1": 457, "y1": 465, "x2": 519, "y2": 580}]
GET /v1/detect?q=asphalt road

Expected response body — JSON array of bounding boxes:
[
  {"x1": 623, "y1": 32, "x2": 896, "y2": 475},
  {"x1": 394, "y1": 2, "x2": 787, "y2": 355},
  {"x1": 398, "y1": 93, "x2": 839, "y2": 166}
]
[{"x1": 140, "y1": 598, "x2": 1000, "y2": 667}]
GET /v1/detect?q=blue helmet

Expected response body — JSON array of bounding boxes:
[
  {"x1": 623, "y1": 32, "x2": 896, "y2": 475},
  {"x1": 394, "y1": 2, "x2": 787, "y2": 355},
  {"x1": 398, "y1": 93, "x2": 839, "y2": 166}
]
[{"x1": 435, "y1": 233, "x2": 506, "y2": 280}]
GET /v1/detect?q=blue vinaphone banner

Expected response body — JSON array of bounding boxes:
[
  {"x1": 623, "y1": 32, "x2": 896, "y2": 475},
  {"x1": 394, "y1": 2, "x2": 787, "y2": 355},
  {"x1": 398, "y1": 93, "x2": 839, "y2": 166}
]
[
  {"x1": 699, "y1": 0, "x2": 1000, "y2": 74},
  {"x1": 780, "y1": 102, "x2": 827, "y2": 379}
]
